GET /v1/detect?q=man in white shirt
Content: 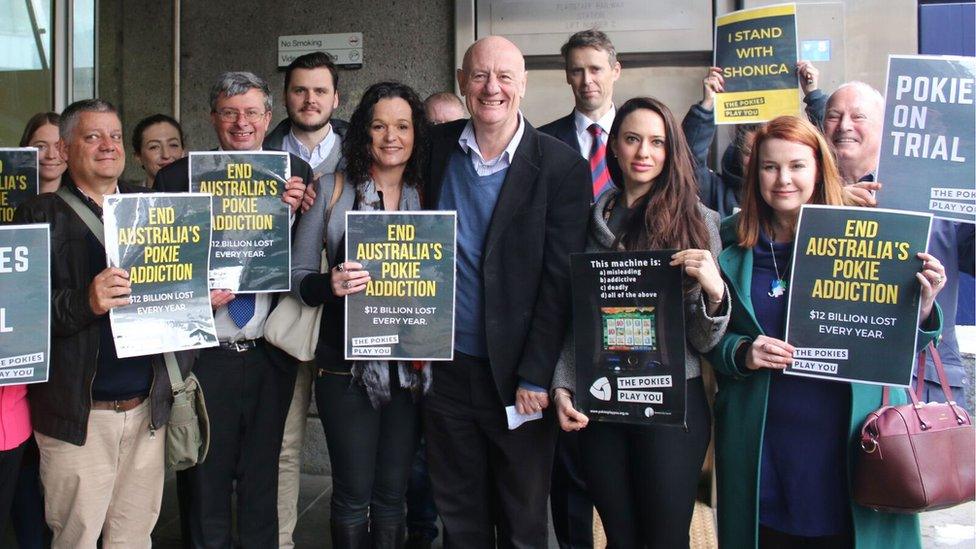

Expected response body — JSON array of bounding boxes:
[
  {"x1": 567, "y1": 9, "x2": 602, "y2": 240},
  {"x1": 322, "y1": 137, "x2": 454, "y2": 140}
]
[
  {"x1": 155, "y1": 71, "x2": 310, "y2": 548},
  {"x1": 540, "y1": 28, "x2": 621, "y2": 202},
  {"x1": 262, "y1": 51, "x2": 347, "y2": 549},
  {"x1": 538, "y1": 28, "x2": 622, "y2": 549}
]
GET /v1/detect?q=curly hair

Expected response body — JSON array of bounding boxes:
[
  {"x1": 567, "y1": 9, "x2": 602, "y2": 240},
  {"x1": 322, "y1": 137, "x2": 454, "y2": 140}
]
[{"x1": 342, "y1": 81, "x2": 428, "y2": 189}]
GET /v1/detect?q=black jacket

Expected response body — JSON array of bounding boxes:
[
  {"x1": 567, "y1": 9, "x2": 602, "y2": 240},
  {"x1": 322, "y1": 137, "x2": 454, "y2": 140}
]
[
  {"x1": 538, "y1": 112, "x2": 582, "y2": 155},
  {"x1": 425, "y1": 119, "x2": 590, "y2": 403},
  {"x1": 13, "y1": 178, "x2": 177, "y2": 445}
]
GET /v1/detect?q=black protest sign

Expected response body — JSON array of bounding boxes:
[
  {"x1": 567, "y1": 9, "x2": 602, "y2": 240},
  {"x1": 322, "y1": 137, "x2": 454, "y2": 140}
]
[
  {"x1": 0, "y1": 224, "x2": 50, "y2": 385},
  {"x1": 571, "y1": 251, "x2": 687, "y2": 426},
  {"x1": 878, "y1": 55, "x2": 976, "y2": 224},
  {"x1": 714, "y1": 3, "x2": 799, "y2": 124},
  {"x1": 785, "y1": 205, "x2": 932, "y2": 386},
  {"x1": 345, "y1": 212, "x2": 456, "y2": 361},
  {"x1": 104, "y1": 193, "x2": 218, "y2": 358},
  {"x1": 0, "y1": 148, "x2": 38, "y2": 224},
  {"x1": 189, "y1": 151, "x2": 291, "y2": 292}
]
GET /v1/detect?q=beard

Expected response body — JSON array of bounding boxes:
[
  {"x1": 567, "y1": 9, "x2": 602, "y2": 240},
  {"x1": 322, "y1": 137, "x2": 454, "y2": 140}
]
[{"x1": 288, "y1": 107, "x2": 331, "y2": 132}]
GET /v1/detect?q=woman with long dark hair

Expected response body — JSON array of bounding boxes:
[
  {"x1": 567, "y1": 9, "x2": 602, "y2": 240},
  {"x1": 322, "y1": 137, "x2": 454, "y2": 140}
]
[
  {"x1": 552, "y1": 96, "x2": 730, "y2": 548},
  {"x1": 290, "y1": 81, "x2": 429, "y2": 548},
  {"x1": 20, "y1": 112, "x2": 65, "y2": 193},
  {"x1": 707, "y1": 116, "x2": 945, "y2": 548}
]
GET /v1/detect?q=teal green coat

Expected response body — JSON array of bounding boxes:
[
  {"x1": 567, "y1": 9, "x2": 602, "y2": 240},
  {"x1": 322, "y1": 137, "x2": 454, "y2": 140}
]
[{"x1": 706, "y1": 215, "x2": 941, "y2": 549}]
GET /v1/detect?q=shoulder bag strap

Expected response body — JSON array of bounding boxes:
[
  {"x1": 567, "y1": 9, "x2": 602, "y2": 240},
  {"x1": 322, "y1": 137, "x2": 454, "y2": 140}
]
[{"x1": 56, "y1": 186, "x2": 105, "y2": 246}]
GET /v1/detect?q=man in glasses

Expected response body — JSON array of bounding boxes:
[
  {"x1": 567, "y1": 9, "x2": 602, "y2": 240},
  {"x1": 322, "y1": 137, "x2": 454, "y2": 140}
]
[{"x1": 155, "y1": 71, "x2": 312, "y2": 548}]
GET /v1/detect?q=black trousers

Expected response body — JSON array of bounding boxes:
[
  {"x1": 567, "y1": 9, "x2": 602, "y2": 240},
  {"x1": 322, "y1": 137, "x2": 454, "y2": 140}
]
[
  {"x1": 178, "y1": 344, "x2": 282, "y2": 549},
  {"x1": 0, "y1": 439, "x2": 27, "y2": 540},
  {"x1": 423, "y1": 352, "x2": 558, "y2": 549},
  {"x1": 579, "y1": 377, "x2": 711, "y2": 549},
  {"x1": 315, "y1": 366, "x2": 420, "y2": 527},
  {"x1": 550, "y1": 430, "x2": 593, "y2": 549}
]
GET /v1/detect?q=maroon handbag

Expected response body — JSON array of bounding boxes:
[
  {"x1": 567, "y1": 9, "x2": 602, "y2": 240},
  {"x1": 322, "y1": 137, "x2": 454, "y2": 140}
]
[{"x1": 853, "y1": 343, "x2": 975, "y2": 513}]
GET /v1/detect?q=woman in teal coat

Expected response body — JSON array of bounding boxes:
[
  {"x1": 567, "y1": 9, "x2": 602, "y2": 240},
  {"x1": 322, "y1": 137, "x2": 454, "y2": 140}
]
[{"x1": 707, "y1": 116, "x2": 946, "y2": 548}]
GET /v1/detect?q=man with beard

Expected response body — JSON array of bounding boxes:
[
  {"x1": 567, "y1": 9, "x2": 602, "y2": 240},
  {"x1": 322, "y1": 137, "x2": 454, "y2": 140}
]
[{"x1": 262, "y1": 51, "x2": 348, "y2": 548}]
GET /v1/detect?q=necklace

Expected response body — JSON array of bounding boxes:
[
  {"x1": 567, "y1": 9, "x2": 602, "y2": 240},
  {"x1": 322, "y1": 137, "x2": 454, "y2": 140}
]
[{"x1": 768, "y1": 241, "x2": 788, "y2": 298}]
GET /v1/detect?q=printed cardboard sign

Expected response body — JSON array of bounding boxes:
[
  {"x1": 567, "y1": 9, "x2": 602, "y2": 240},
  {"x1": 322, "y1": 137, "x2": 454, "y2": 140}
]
[
  {"x1": 785, "y1": 205, "x2": 932, "y2": 386},
  {"x1": 714, "y1": 3, "x2": 800, "y2": 124},
  {"x1": 0, "y1": 224, "x2": 50, "y2": 385},
  {"x1": 345, "y1": 211, "x2": 456, "y2": 361},
  {"x1": 189, "y1": 151, "x2": 291, "y2": 292},
  {"x1": 571, "y1": 251, "x2": 687, "y2": 426},
  {"x1": 104, "y1": 193, "x2": 218, "y2": 358},
  {"x1": 878, "y1": 55, "x2": 976, "y2": 224}
]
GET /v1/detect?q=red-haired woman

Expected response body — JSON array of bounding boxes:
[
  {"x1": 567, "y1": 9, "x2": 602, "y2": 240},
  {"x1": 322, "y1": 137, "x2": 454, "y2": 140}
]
[
  {"x1": 552, "y1": 96, "x2": 730, "y2": 548},
  {"x1": 708, "y1": 116, "x2": 945, "y2": 548}
]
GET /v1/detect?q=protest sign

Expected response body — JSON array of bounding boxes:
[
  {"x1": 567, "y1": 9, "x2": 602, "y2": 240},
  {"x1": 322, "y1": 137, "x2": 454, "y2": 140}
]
[
  {"x1": 0, "y1": 224, "x2": 50, "y2": 385},
  {"x1": 571, "y1": 251, "x2": 686, "y2": 426},
  {"x1": 104, "y1": 193, "x2": 218, "y2": 358},
  {"x1": 189, "y1": 151, "x2": 291, "y2": 292},
  {"x1": 785, "y1": 205, "x2": 932, "y2": 386},
  {"x1": 0, "y1": 148, "x2": 38, "y2": 224},
  {"x1": 878, "y1": 55, "x2": 976, "y2": 224},
  {"x1": 345, "y1": 211, "x2": 456, "y2": 361},
  {"x1": 714, "y1": 3, "x2": 799, "y2": 124}
]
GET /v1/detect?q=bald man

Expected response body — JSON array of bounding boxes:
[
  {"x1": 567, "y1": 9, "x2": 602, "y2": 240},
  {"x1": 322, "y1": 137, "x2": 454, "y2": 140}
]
[
  {"x1": 422, "y1": 36, "x2": 590, "y2": 547},
  {"x1": 424, "y1": 92, "x2": 466, "y2": 124},
  {"x1": 824, "y1": 81, "x2": 975, "y2": 412}
]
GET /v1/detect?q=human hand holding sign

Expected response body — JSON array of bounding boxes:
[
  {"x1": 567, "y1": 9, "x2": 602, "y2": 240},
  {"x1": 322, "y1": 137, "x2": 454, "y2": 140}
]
[
  {"x1": 917, "y1": 252, "x2": 946, "y2": 324},
  {"x1": 281, "y1": 176, "x2": 306, "y2": 213},
  {"x1": 671, "y1": 249, "x2": 725, "y2": 313},
  {"x1": 331, "y1": 261, "x2": 371, "y2": 297},
  {"x1": 89, "y1": 267, "x2": 131, "y2": 315},
  {"x1": 745, "y1": 335, "x2": 795, "y2": 371},
  {"x1": 516, "y1": 387, "x2": 549, "y2": 415},
  {"x1": 699, "y1": 66, "x2": 725, "y2": 111}
]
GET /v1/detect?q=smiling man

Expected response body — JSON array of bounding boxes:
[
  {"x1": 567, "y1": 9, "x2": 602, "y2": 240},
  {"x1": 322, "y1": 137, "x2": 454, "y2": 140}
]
[
  {"x1": 260, "y1": 52, "x2": 349, "y2": 549},
  {"x1": 155, "y1": 71, "x2": 312, "y2": 548},
  {"x1": 540, "y1": 29, "x2": 621, "y2": 200},
  {"x1": 823, "y1": 80, "x2": 975, "y2": 420},
  {"x1": 14, "y1": 99, "x2": 182, "y2": 547},
  {"x1": 423, "y1": 36, "x2": 590, "y2": 548}
]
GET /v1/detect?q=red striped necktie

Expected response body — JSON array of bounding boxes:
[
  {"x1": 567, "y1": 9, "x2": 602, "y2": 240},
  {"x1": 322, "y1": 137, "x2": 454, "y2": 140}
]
[{"x1": 588, "y1": 124, "x2": 611, "y2": 198}]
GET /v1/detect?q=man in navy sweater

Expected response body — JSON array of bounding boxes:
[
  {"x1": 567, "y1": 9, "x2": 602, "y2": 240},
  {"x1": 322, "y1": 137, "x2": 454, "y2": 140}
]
[{"x1": 423, "y1": 36, "x2": 590, "y2": 548}]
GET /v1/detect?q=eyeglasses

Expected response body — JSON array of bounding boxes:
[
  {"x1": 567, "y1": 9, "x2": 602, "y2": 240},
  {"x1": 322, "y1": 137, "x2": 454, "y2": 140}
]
[{"x1": 214, "y1": 109, "x2": 267, "y2": 123}]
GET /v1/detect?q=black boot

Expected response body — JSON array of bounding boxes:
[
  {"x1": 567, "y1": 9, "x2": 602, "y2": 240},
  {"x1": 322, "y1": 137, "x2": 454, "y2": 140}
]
[
  {"x1": 370, "y1": 521, "x2": 405, "y2": 549},
  {"x1": 331, "y1": 519, "x2": 370, "y2": 549}
]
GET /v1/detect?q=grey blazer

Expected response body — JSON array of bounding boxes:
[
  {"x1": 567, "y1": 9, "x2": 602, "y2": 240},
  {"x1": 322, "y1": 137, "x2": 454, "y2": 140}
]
[
  {"x1": 551, "y1": 188, "x2": 730, "y2": 395},
  {"x1": 290, "y1": 173, "x2": 357, "y2": 304}
]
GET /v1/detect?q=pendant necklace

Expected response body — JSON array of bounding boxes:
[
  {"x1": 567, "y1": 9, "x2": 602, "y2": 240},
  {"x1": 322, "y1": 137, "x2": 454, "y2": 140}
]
[{"x1": 768, "y1": 241, "x2": 788, "y2": 298}]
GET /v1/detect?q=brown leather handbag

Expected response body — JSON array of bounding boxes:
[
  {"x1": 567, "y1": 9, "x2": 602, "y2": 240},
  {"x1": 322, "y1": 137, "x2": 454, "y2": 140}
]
[{"x1": 854, "y1": 343, "x2": 975, "y2": 513}]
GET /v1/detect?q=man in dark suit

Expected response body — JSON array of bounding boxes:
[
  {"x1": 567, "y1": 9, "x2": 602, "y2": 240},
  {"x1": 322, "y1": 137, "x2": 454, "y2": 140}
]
[
  {"x1": 155, "y1": 71, "x2": 310, "y2": 548},
  {"x1": 537, "y1": 29, "x2": 621, "y2": 549},
  {"x1": 540, "y1": 29, "x2": 621, "y2": 201},
  {"x1": 423, "y1": 36, "x2": 590, "y2": 548}
]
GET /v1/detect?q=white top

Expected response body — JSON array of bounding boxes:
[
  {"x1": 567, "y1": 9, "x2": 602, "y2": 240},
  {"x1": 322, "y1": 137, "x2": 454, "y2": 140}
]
[
  {"x1": 458, "y1": 113, "x2": 526, "y2": 176},
  {"x1": 281, "y1": 124, "x2": 337, "y2": 170}
]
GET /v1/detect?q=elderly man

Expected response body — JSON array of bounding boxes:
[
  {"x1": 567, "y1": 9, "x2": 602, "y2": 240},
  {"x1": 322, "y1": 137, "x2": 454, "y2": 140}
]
[
  {"x1": 540, "y1": 28, "x2": 621, "y2": 202},
  {"x1": 155, "y1": 71, "x2": 310, "y2": 548},
  {"x1": 424, "y1": 92, "x2": 466, "y2": 125},
  {"x1": 14, "y1": 99, "x2": 179, "y2": 548},
  {"x1": 824, "y1": 81, "x2": 975, "y2": 410},
  {"x1": 260, "y1": 51, "x2": 348, "y2": 549},
  {"x1": 423, "y1": 36, "x2": 590, "y2": 547}
]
